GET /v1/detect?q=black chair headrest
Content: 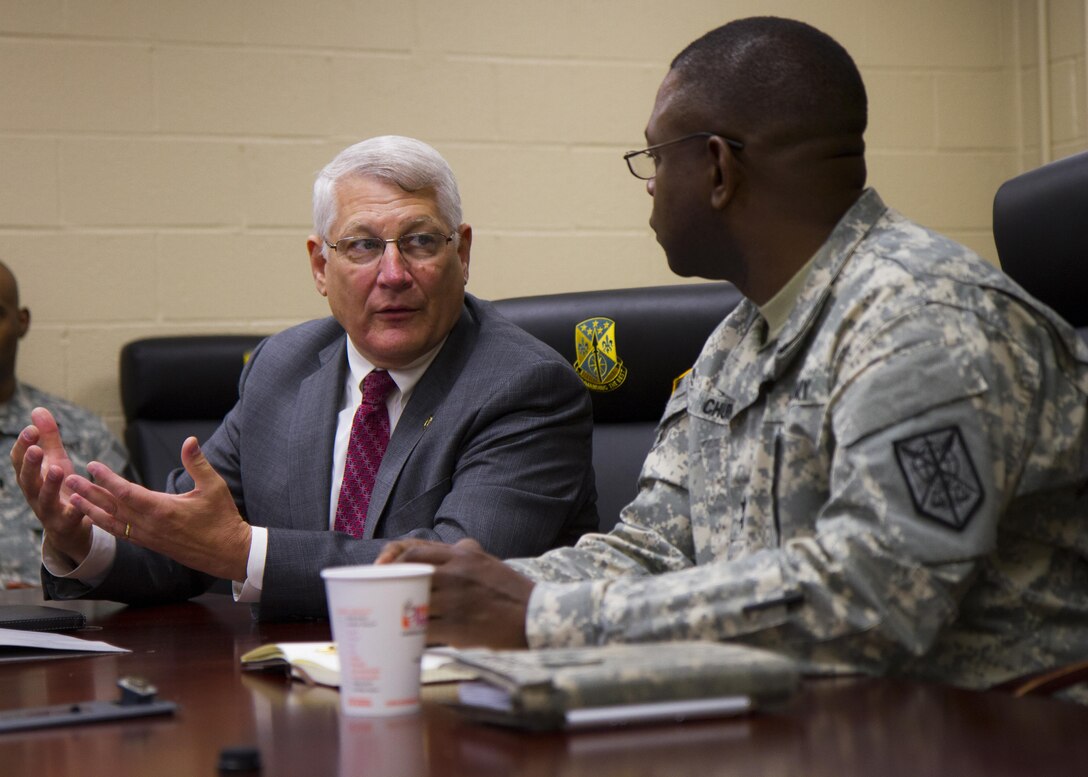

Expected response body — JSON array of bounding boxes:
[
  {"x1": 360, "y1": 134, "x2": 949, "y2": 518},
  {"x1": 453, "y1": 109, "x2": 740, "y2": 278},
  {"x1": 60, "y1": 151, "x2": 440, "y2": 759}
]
[
  {"x1": 993, "y1": 150, "x2": 1088, "y2": 328},
  {"x1": 494, "y1": 283, "x2": 743, "y2": 423},
  {"x1": 120, "y1": 335, "x2": 267, "y2": 422}
]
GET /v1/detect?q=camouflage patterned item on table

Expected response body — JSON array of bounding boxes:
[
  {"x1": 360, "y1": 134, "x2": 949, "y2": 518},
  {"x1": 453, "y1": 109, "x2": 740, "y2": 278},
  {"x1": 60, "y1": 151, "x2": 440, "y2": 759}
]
[{"x1": 449, "y1": 640, "x2": 799, "y2": 729}]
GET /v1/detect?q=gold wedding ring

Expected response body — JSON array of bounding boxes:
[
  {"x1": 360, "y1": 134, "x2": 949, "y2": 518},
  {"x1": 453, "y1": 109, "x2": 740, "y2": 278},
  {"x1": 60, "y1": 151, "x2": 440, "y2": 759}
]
[{"x1": 124, "y1": 523, "x2": 132, "y2": 539}]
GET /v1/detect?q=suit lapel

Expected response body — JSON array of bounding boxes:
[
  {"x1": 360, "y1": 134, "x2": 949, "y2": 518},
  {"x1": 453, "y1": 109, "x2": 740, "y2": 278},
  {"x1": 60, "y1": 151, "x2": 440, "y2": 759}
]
[
  {"x1": 288, "y1": 335, "x2": 346, "y2": 530},
  {"x1": 364, "y1": 304, "x2": 478, "y2": 537}
]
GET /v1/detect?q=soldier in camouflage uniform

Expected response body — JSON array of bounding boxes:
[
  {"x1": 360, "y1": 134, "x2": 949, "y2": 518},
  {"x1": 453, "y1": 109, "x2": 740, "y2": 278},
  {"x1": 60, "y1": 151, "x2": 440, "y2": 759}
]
[
  {"x1": 0, "y1": 261, "x2": 128, "y2": 588},
  {"x1": 380, "y1": 18, "x2": 1088, "y2": 695}
]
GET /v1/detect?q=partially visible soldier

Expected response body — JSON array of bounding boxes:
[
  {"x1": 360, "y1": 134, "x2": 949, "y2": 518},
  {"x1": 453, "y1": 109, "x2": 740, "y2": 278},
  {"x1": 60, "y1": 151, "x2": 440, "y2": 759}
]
[
  {"x1": 0, "y1": 260, "x2": 129, "y2": 588},
  {"x1": 379, "y1": 17, "x2": 1088, "y2": 700}
]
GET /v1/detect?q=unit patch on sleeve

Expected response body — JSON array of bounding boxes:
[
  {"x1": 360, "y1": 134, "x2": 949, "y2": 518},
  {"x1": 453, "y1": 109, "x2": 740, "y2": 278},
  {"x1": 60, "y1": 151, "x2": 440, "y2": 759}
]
[{"x1": 893, "y1": 425, "x2": 983, "y2": 530}]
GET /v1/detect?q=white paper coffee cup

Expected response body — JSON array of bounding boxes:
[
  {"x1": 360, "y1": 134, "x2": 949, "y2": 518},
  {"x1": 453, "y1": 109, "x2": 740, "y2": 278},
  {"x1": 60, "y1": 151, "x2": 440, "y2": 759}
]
[{"x1": 321, "y1": 563, "x2": 434, "y2": 716}]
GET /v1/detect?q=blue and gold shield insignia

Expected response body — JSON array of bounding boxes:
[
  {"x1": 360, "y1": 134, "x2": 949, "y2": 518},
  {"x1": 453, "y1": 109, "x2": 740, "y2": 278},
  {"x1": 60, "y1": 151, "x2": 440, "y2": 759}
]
[{"x1": 574, "y1": 317, "x2": 628, "y2": 392}]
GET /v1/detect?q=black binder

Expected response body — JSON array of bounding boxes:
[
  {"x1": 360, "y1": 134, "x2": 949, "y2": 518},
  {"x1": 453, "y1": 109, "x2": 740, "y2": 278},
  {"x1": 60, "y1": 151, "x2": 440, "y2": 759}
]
[{"x1": 0, "y1": 604, "x2": 87, "y2": 632}]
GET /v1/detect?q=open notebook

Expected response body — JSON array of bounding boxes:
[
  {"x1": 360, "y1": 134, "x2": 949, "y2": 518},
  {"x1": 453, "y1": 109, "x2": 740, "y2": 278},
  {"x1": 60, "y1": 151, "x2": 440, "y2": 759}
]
[{"x1": 240, "y1": 642, "x2": 474, "y2": 687}]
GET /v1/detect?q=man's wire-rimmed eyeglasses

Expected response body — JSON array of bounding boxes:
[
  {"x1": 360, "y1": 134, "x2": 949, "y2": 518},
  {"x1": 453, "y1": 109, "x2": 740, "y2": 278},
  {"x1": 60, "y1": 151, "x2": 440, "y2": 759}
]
[
  {"x1": 623, "y1": 132, "x2": 745, "y2": 180},
  {"x1": 324, "y1": 232, "x2": 455, "y2": 266}
]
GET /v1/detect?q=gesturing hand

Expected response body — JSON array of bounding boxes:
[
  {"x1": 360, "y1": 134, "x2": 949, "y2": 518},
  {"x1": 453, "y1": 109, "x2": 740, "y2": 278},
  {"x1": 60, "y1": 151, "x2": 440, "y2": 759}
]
[
  {"x1": 65, "y1": 436, "x2": 252, "y2": 582},
  {"x1": 11, "y1": 407, "x2": 92, "y2": 564}
]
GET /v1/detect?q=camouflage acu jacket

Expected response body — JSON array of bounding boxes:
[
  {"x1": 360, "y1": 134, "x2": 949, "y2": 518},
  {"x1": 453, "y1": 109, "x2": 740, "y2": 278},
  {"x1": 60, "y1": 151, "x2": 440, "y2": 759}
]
[
  {"x1": 510, "y1": 189, "x2": 1088, "y2": 691},
  {"x1": 0, "y1": 383, "x2": 129, "y2": 587}
]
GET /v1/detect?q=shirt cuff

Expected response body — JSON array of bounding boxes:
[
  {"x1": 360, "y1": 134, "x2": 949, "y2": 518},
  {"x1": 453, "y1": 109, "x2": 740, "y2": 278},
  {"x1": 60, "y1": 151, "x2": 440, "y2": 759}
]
[
  {"x1": 233, "y1": 525, "x2": 267, "y2": 602},
  {"x1": 41, "y1": 525, "x2": 116, "y2": 587}
]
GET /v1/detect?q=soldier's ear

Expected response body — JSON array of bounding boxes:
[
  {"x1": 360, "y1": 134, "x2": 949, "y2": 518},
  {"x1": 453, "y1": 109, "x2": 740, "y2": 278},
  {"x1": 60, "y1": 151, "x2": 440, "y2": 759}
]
[
  {"x1": 709, "y1": 137, "x2": 742, "y2": 211},
  {"x1": 16, "y1": 307, "x2": 29, "y2": 339}
]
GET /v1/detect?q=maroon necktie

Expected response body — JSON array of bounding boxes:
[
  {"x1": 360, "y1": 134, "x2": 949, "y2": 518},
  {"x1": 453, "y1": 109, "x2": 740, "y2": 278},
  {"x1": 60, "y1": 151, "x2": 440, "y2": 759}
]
[{"x1": 333, "y1": 370, "x2": 396, "y2": 537}]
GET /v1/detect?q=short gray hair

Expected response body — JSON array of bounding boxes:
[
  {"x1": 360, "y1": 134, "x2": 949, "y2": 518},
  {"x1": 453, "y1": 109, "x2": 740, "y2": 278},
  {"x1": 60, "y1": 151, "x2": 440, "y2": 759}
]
[{"x1": 312, "y1": 136, "x2": 462, "y2": 251}]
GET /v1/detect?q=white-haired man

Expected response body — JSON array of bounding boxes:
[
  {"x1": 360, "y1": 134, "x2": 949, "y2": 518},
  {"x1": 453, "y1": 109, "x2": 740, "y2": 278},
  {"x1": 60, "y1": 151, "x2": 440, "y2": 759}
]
[{"x1": 14, "y1": 136, "x2": 598, "y2": 620}]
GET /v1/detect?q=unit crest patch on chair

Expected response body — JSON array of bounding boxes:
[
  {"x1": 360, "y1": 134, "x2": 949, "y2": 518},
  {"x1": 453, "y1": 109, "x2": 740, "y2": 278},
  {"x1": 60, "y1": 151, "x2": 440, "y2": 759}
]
[{"x1": 573, "y1": 317, "x2": 628, "y2": 392}]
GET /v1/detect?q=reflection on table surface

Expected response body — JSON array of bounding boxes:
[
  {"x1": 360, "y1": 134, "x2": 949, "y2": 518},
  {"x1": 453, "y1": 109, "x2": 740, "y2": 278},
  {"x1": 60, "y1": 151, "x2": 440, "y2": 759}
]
[{"x1": 2, "y1": 588, "x2": 1087, "y2": 777}]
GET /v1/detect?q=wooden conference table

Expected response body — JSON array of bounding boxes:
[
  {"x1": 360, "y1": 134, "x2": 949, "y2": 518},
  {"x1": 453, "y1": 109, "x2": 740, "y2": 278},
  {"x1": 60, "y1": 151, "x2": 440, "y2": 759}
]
[{"x1": 2, "y1": 588, "x2": 1087, "y2": 777}]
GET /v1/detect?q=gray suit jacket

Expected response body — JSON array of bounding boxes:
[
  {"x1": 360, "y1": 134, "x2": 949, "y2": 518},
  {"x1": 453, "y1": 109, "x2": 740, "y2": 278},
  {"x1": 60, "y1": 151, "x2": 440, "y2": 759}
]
[{"x1": 45, "y1": 295, "x2": 598, "y2": 619}]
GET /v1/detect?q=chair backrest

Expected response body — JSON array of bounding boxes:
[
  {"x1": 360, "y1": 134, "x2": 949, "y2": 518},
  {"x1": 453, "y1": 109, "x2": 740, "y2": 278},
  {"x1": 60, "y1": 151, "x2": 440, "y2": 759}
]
[
  {"x1": 117, "y1": 284, "x2": 742, "y2": 526},
  {"x1": 495, "y1": 283, "x2": 743, "y2": 530},
  {"x1": 992, "y1": 152, "x2": 1088, "y2": 698},
  {"x1": 120, "y1": 334, "x2": 266, "y2": 488},
  {"x1": 993, "y1": 150, "x2": 1088, "y2": 332}
]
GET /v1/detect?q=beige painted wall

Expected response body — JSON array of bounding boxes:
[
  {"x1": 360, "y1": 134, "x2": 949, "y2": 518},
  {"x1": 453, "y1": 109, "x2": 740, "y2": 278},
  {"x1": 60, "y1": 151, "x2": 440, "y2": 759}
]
[{"x1": 1, "y1": 0, "x2": 1086, "y2": 435}]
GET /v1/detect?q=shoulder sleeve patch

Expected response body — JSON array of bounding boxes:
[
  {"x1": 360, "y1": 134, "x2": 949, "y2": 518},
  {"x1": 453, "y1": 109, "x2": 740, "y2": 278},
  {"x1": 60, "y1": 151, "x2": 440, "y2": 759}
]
[{"x1": 893, "y1": 425, "x2": 983, "y2": 530}]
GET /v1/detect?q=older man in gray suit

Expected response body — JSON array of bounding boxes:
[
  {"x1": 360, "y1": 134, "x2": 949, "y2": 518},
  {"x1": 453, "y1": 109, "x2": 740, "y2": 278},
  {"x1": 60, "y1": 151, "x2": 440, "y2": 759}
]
[{"x1": 12, "y1": 136, "x2": 598, "y2": 620}]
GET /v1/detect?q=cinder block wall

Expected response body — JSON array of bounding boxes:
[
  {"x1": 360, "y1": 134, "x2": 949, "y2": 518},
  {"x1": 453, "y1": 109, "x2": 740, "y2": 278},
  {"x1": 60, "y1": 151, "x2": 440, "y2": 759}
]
[{"x1": 0, "y1": 0, "x2": 1085, "y2": 436}]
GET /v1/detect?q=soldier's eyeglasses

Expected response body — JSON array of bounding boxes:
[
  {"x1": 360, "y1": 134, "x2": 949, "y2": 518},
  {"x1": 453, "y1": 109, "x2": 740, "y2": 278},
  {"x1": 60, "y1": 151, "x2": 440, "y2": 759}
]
[{"x1": 623, "y1": 132, "x2": 744, "y2": 180}]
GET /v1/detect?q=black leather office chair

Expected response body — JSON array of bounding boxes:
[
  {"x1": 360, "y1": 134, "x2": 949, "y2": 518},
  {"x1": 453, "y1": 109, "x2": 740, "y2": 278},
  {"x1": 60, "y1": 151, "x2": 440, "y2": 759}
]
[
  {"x1": 993, "y1": 149, "x2": 1088, "y2": 336},
  {"x1": 120, "y1": 334, "x2": 265, "y2": 488},
  {"x1": 991, "y1": 150, "x2": 1088, "y2": 698},
  {"x1": 495, "y1": 283, "x2": 743, "y2": 530},
  {"x1": 118, "y1": 283, "x2": 742, "y2": 529}
]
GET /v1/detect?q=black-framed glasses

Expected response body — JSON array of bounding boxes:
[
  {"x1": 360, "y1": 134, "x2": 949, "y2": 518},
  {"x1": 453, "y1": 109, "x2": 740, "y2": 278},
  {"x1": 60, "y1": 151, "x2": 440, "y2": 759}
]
[
  {"x1": 623, "y1": 132, "x2": 744, "y2": 180},
  {"x1": 324, "y1": 232, "x2": 455, "y2": 265}
]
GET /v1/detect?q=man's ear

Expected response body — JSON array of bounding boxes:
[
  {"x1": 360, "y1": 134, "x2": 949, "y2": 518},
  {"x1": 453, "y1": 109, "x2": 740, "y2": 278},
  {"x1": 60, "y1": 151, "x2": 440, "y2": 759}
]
[
  {"x1": 307, "y1": 235, "x2": 329, "y2": 296},
  {"x1": 456, "y1": 224, "x2": 472, "y2": 285},
  {"x1": 16, "y1": 307, "x2": 29, "y2": 339},
  {"x1": 708, "y1": 136, "x2": 742, "y2": 211}
]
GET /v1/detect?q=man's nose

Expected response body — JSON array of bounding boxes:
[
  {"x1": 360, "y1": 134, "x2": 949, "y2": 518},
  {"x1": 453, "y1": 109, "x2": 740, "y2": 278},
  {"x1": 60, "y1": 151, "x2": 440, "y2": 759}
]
[{"x1": 375, "y1": 244, "x2": 412, "y2": 284}]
